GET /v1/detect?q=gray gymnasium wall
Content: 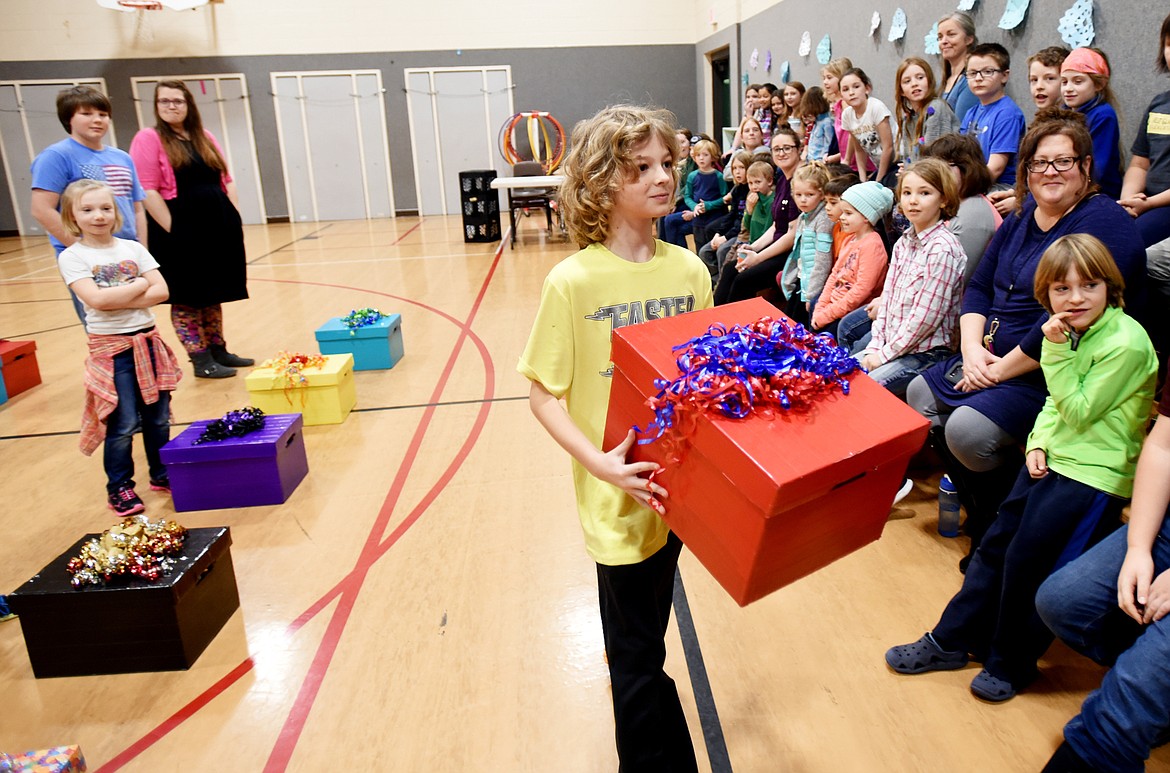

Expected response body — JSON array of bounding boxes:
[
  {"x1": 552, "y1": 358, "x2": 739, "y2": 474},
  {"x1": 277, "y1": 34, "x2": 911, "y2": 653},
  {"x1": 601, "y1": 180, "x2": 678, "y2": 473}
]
[
  {"x1": 0, "y1": 44, "x2": 696, "y2": 231},
  {"x1": 734, "y1": 1, "x2": 1166, "y2": 141}
]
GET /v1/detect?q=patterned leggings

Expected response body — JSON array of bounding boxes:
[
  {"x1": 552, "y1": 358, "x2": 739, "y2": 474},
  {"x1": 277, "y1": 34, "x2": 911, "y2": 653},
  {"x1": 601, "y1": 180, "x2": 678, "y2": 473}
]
[{"x1": 170, "y1": 304, "x2": 225, "y2": 353}]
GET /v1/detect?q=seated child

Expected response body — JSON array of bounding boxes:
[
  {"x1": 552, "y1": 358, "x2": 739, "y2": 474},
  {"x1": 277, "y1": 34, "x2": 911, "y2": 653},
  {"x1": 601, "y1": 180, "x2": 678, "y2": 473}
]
[
  {"x1": 839, "y1": 67, "x2": 894, "y2": 184},
  {"x1": 661, "y1": 138, "x2": 728, "y2": 249},
  {"x1": 800, "y1": 87, "x2": 835, "y2": 162},
  {"x1": 960, "y1": 43, "x2": 1026, "y2": 188},
  {"x1": 858, "y1": 159, "x2": 966, "y2": 397},
  {"x1": 701, "y1": 157, "x2": 773, "y2": 284},
  {"x1": 812, "y1": 180, "x2": 890, "y2": 337},
  {"x1": 887, "y1": 233, "x2": 1157, "y2": 703},
  {"x1": 1061, "y1": 47, "x2": 1123, "y2": 198},
  {"x1": 699, "y1": 151, "x2": 752, "y2": 281},
  {"x1": 778, "y1": 162, "x2": 834, "y2": 324},
  {"x1": 1028, "y1": 46, "x2": 1069, "y2": 110}
]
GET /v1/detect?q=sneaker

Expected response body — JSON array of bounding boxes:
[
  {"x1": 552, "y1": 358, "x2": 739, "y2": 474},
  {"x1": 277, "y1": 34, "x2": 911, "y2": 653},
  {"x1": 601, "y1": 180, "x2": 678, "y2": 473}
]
[
  {"x1": 108, "y1": 484, "x2": 145, "y2": 516},
  {"x1": 892, "y1": 478, "x2": 914, "y2": 506},
  {"x1": 149, "y1": 478, "x2": 171, "y2": 493}
]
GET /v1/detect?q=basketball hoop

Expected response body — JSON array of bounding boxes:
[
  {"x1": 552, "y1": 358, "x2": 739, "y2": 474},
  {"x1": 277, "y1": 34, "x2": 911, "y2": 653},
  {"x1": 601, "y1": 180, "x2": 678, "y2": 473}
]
[{"x1": 95, "y1": 0, "x2": 212, "y2": 10}]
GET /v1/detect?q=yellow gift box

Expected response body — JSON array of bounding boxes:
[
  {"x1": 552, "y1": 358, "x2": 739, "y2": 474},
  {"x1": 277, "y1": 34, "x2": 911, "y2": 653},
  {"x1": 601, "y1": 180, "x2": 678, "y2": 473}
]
[{"x1": 245, "y1": 353, "x2": 356, "y2": 425}]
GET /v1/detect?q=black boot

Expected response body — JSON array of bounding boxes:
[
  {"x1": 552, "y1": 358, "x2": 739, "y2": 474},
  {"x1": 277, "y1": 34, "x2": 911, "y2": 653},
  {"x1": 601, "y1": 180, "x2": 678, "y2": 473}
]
[
  {"x1": 208, "y1": 343, "x2": 254, "y2": 368},
  {"x1": 191, "y1": 350, "x2": 236, "y2": 379},
  {"x1": 1040, "y1": 740, "x2": 1097, "y2": 773}
]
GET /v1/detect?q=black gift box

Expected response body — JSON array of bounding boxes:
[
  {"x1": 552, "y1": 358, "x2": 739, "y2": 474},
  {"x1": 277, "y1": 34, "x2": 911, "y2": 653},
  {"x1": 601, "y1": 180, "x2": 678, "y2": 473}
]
[{"x1": 7, "y1": 526, "x2": 240, "y2": 678}]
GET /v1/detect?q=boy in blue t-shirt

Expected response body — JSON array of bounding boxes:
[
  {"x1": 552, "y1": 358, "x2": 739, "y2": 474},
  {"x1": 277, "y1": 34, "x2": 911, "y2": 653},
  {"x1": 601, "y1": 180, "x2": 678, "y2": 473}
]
[
  {"x1": 30, "y1": 86, "x2": 147, "y2": 322},
  {"x1": 961, "y1": 43, "x2": 1026, "y2": 188}
]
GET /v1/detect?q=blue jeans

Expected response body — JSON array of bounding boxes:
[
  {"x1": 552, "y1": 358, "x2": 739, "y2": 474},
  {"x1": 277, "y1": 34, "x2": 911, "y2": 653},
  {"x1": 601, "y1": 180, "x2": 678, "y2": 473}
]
[
  {"x1": 865, "y1": 346, "x2": 952, "y2": 399},
  {"x1": 104, "y1": 344, "x2": 171, "y2": 493},
  {"x1": 837, "y1": 307, "x2": 873, "y2": 354},
  {"x1": 1037, "y1": 519, "x2": 1170, "y2": 773},
  {"x1": 658, "y1": 211, "x2": 693, "y2": 247}
]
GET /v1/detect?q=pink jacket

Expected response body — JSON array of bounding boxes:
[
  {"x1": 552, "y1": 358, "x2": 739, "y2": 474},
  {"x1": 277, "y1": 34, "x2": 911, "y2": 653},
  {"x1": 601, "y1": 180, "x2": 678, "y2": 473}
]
[{"x1": 129, "y1": 127, "x2": 232, "y2": 200}]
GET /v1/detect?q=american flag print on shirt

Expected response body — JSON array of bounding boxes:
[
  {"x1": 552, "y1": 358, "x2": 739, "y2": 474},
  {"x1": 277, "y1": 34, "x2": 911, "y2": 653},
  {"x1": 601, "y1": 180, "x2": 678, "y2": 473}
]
[{"x1": 79, "y1": 163, "x2": 134, "y2": 197}]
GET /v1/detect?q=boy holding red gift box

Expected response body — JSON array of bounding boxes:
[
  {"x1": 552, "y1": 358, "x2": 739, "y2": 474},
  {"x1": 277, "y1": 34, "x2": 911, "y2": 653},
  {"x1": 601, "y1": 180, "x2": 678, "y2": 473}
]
[{"x1": 518, "y1": 105, "x2": 713, "y2": 771}]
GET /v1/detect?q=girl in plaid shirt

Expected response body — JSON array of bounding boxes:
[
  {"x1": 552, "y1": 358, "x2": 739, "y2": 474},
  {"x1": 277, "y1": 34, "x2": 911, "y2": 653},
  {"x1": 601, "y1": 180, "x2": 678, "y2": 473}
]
[{"x1": 859, "y1": 158, "x2": 966, "y2": 397}]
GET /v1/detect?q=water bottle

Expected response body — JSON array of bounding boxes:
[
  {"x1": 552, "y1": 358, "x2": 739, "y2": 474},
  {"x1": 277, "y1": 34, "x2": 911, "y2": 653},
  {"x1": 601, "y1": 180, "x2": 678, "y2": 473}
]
[{"x1": 938, "y1": 475, "x2": 961, "y2": 537}]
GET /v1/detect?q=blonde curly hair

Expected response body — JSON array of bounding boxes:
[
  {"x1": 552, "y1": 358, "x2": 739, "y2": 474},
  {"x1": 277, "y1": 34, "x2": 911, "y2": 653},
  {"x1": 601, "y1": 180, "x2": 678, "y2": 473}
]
[{"x1": 558, "y1": 105, "x2": 679, "y2": 248}]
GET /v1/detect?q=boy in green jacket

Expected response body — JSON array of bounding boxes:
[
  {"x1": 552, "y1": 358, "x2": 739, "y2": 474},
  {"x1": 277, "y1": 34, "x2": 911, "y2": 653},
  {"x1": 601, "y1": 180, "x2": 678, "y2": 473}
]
[{"x1": 885, "y1": 233, "x2": 1157, "y2": 703}]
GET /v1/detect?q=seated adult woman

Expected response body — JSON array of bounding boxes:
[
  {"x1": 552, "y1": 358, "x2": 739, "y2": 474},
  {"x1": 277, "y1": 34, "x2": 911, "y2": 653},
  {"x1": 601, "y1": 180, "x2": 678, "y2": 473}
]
[
  {"x1": 906, "y1": 108, "x2": 1147, "y2": 571},
  {"x1": 714, "y1": 126, "x2": 802, "y2": 305},
  {"x1": 724, "y1": 116, "x2": 771, "y2": 180}
]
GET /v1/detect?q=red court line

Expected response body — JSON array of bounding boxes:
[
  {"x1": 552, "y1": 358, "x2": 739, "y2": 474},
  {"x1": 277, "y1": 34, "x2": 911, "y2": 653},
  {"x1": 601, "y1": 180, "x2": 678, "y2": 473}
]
[
  {"x1": 96, "y1": 237, "x2": 507, "y2": 772},
  {"x1": 390, "y1": 219, "x2": 423, "y2": 245}
]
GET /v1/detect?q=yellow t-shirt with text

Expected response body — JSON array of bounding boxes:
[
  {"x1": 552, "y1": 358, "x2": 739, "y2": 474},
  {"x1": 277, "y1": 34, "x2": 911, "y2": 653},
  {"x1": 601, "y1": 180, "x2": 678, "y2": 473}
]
[{"x1": 517, "y1": 241, "x2": 714, "y2": 566}]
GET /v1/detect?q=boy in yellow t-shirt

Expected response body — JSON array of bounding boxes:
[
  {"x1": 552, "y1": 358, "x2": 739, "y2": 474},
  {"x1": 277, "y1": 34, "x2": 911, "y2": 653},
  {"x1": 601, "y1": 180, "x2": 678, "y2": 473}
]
[{"x1": 518, "y1": 105, "x2": 713, "y2": 770}]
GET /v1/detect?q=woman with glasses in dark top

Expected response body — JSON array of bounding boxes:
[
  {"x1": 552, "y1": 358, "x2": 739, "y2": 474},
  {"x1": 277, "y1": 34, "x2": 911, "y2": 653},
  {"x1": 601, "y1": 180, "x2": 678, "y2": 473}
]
[
  {"x1": 906, "y1": 109, "x2": 1146, "y2": 571},
  {"x1": 714, "y1": 127, "x2": 802, "y2": 305}
]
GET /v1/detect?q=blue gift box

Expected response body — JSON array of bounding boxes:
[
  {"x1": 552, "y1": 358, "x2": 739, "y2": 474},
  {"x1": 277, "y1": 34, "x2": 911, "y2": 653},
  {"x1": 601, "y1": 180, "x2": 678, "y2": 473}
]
[{"x1": 314, "y1": 313, "x2": 404, "y2": 371}]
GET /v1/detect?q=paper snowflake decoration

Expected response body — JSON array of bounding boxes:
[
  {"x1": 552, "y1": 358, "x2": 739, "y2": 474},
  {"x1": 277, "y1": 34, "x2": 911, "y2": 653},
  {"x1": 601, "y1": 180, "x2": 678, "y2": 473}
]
[
  {"x1": 817, "y1": 34, "x2": 832, "y2": 64},
  {"x1": 870, "y1": 11, "x2": 881, "y2": 36},
  {"x1": 999, "y1": 0, "x2": 1030, "y2": 30},
  {"x1": 925, "y1": 22, "x2": 941, "y2": 54},
  {"x1": 780, "y1": 60, "x2": 791, "y2": 83},
  {"x1": 1058, "y1": 0, "x2": 1094, "y2": 48},
  {"x1": 889, "y1": 8, "x2": 908, "y2": 42},
  {"x1": 799, "y1": 31, "x2": 812, "y2": 57},
  {"x1": 957, "y1": 0, "x2": 977, "y2": 10}
]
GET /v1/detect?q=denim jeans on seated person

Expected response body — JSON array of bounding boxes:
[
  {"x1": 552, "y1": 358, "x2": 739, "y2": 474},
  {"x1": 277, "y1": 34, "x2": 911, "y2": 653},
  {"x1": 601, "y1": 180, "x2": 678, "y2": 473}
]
[
  {"x1": 1036, "y1": 519, "x2": 1170, "y2": 773},
  {"x1": 836, "y1": 306, "x2": 873, "y2": 354},
  {"x1": 866, "y1": 346, "x2": 952, "y2": 399},
  {"x1": 104, "y1": 343, "x2": 171, "y2": 494}
]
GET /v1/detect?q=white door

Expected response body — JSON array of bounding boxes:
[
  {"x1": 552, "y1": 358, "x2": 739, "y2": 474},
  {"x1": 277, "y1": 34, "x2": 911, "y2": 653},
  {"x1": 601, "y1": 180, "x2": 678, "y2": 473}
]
[
  {"x1": 270, "y1": 69, "x2": 394, "y2": 222},
  {"x1": 0, "y1": 77, "x2": 112, "y2": 236},
  {"x1": 131, "y1": 74, "x2": 267, "y2": 225},
  {"x1": 405, "y1": 66, "x2": 514, "y2": 216}
]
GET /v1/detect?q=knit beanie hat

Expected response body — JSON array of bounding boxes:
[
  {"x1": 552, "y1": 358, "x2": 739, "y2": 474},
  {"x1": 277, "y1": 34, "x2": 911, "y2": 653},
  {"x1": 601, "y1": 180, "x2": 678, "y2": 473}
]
[{"x1": 841, "y1": 181, "x2": 894, "y2": 225}]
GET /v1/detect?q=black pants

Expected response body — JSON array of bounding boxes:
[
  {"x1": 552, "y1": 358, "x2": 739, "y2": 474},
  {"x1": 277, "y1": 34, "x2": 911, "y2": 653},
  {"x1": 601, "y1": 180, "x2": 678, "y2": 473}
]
[
  {"x1": 932, "y1": 469, "x2": 1124, "y2": 686},
  {"x1": 596, "y1": 532, "x2": 698, "y2": 773},
  {"x1": 714, "y1": 252, "x2": 788, "y2": 306}
]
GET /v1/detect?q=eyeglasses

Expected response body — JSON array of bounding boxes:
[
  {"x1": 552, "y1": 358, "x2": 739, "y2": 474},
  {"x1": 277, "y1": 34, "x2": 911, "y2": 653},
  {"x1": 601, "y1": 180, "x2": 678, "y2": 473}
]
[
  {"x1": 773, "y1": 145, "x2": 799, "y2": 154},
  {"x1": 1025, "y1": 156, "x2": 1082, "y2": 174},
  {"x1": 965, "y1": 68, "x2": 1004, "y2": 80},
  {"x1": 157, "y1": 99, "x2": 187, "y2": 107}
]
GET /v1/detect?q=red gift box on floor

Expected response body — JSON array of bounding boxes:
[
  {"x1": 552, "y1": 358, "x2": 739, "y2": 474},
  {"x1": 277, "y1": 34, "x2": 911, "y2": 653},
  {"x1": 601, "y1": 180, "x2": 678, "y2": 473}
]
[
  {"x1": 604, "y1": 298, "x2": 929, "y2": 606},
  {"x1": 0, "y1": 340, "x2": 41, "y2": 398},
  {"x1": 0, "y1": 744, "x2": 86, "y2": 772}
]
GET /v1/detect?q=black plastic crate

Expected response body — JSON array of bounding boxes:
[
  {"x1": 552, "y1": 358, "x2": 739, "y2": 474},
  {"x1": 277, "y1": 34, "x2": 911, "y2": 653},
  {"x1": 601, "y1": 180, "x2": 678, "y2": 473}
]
[{"x1": 464, "y1": 214, "x2": 501, "y2": 243}]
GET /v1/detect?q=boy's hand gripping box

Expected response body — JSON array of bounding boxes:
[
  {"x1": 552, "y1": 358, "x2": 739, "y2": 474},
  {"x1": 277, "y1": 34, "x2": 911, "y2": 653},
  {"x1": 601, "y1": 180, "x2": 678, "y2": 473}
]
[{"x1": 603, "y1": 298, "x2": 928, "y2": 606}]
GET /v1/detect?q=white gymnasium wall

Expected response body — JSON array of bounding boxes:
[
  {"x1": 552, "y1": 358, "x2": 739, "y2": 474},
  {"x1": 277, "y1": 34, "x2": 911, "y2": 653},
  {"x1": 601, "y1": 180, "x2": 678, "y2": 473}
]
[{"x1": 2, "y1": 0, "x2": 695, "y2": 61}]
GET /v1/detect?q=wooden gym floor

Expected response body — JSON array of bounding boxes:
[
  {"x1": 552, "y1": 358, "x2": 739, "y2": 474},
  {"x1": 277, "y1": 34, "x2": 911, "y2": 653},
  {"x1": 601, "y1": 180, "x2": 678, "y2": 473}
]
[{"x1": 1, "y1": 215, "x2": 1167, "y2": 772}]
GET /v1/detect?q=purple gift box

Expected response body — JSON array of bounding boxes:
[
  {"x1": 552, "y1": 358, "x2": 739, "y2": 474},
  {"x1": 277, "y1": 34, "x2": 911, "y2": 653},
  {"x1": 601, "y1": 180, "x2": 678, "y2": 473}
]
[{"x1": 161, "y1": 413, "x2": 309, "y2": 512}]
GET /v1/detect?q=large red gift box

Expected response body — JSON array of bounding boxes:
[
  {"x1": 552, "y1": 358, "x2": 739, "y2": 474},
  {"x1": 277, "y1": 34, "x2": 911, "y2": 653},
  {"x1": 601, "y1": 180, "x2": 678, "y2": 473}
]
[{"x1": 604, "y1": 298, "x2": 929, "y2": 606}]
